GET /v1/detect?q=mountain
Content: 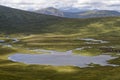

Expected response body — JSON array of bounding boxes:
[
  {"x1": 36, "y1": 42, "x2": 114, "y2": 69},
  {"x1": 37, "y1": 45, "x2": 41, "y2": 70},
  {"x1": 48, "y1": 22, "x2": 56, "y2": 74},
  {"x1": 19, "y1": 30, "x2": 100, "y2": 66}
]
[
  {"x1": 0, "y1": 5, "x2": 63, "y2": 34},
  {"x1": 34, "y1": 7, "x2": 120, "y2": 18},
  {"x1": 35, "y1": 7, "x2": 64, "y2": 17},
  {"x1": 0, "y1": 5, "x2": 120, "y2": 37}
]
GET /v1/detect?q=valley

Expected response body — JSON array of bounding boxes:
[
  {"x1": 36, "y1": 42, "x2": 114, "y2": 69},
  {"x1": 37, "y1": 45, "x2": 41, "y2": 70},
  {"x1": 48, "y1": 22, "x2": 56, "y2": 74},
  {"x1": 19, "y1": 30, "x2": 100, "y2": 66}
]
[{"x1": 0, "y1": 5, "x2": 120, "y2": 80}]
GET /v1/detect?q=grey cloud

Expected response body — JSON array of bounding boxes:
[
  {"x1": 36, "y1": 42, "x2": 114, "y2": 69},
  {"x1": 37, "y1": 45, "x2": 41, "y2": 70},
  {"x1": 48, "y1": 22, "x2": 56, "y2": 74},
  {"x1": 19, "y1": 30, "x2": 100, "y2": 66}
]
[{"x1": 0, "y1": 0, "x2": 120, "y2": 11}]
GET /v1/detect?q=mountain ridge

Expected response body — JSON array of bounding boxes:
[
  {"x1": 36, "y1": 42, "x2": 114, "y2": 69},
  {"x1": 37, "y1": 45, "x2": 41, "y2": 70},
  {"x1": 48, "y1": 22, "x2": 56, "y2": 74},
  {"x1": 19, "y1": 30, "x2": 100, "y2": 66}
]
[{"x1": 34, "y1": 7, "x2": 120, "y2": 18}]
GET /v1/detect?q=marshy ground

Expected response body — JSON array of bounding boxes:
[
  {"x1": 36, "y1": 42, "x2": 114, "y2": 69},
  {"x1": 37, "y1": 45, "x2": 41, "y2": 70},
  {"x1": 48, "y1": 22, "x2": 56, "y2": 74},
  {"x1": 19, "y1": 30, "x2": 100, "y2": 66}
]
[{"x1": 0, "y1": 33, "x2": 120, "y2": 80}]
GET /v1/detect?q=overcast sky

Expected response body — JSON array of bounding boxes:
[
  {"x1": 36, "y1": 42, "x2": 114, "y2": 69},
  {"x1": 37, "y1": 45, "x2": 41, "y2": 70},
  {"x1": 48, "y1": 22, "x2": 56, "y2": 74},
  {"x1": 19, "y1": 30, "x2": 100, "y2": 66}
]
[{"x1": 0, "y1": 0, "x2": 120, "y2": 11}]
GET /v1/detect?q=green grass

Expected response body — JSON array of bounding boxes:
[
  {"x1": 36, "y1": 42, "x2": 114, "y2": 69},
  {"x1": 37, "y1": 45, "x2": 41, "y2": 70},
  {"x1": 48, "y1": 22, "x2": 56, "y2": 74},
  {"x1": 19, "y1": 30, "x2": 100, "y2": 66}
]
[
  {"x1": 0, "y1": 46, "x2": 17, "y2": 55},
  {"x1": 73, "y1": 48, "x2": 102, "y2": 56},
  {"x1": 0, "y1": 62, "x2": 120, "y2": 80}
]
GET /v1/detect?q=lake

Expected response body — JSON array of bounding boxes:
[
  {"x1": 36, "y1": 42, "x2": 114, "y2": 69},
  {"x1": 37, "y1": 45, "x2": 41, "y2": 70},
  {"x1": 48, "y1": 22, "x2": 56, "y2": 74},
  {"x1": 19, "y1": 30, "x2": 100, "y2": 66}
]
[{"x1": 8, "y1": 49, "x2": 117, "y2": 67}]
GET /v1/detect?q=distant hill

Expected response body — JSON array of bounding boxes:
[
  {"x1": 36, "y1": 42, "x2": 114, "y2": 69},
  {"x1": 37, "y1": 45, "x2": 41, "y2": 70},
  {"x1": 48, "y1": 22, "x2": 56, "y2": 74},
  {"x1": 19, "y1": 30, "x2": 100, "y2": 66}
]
[
  {"x1": 35, "y1": 7, "x2": 120, "y2": 18},
  {"x1": 35, "y1": 7, "x2": 64, "y2": 17},
  {"x1": 65, "y1": 10, "x2": 120, "y2": 18}
]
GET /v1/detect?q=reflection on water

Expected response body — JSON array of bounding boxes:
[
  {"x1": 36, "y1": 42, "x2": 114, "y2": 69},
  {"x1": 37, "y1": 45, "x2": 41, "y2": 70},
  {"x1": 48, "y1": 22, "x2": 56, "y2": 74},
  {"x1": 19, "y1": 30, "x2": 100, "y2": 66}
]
[{"x1": 8, "y1": 49, "x2": 117, "y2": 67}]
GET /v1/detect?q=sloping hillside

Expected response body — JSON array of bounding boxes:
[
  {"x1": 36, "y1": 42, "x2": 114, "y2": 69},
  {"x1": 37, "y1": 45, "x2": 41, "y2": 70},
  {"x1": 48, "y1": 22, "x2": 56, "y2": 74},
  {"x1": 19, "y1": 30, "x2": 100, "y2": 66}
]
[{"x1": 0, "y1": 5, "x2": 63, "y2": 34}]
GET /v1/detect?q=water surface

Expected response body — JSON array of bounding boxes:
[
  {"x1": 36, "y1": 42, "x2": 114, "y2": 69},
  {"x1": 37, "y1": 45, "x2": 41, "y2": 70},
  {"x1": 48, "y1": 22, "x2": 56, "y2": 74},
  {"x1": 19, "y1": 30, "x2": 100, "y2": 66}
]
[{"x1": 9, "y1": 50, "x2": 117, "y2": 67}]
